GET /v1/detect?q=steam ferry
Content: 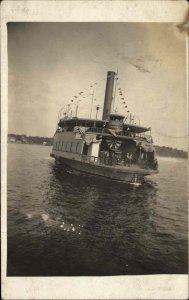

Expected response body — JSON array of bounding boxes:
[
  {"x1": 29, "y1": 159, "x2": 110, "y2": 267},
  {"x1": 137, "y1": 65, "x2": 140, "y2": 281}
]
[{"x1": 51, "y1": 71, "x2": 158, "y2": 184}]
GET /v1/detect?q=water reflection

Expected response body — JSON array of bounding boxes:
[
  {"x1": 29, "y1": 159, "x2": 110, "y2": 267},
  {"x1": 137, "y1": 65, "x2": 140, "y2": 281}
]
[
  {"x1": 48, "y1": 162, "x2": 158, "y2": 229},
  {"x1": 39, "y1": 162, "x2": 159, "y2": 275},
  {"x1": 8, "y1": 145, "x2": 187, "y2": 276}
]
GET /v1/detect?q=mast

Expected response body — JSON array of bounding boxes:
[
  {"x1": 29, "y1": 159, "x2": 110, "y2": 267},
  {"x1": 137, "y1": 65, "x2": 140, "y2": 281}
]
[
  {"x1": 102, "y1": 71, "x2": 116, "y2": 120},
  {"x1": 90, "y1": 90, "x2": 94, "y2": 119}
]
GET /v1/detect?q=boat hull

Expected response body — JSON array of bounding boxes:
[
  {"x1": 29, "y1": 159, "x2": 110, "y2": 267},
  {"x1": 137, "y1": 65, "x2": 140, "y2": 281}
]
[{"x1": 51, "y1": 154, "x2": 157, "y2": 184}]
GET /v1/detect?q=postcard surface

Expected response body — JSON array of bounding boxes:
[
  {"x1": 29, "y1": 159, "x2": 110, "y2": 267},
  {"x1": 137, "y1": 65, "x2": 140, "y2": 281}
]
[{"x1": 1, "y1": 1, "x2": 188, "y2": 299}]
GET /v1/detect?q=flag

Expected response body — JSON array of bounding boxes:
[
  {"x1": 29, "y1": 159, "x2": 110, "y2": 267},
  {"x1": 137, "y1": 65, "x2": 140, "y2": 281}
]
[{"x1": 105, "y1": 138, "x2": 122, "y2": 150}]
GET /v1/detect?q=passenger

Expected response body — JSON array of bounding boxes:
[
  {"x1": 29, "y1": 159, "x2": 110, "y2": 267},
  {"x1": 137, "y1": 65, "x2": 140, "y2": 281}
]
[
  {"x1": 99, "y1": 152, "x2": 102, "y2": 164},
  {"x1": 101, "y1": 151, "x2": 106, "y2": 165},
  {"x1": 109, "y1": 152, "x2": 114, "y2": 166},
  {"x1": 126, "y1": 153, "x2": 130, "y2": 166},
  {"x1": 104, "y1": 152, "x2": 108, "y2": 165},
  {"x1": 124, "y1": 154, "x2": 127, "y2": 166},
  {"x1": 129, "y1": 153, "x2": 133, "y2": 166},
  {"x1": 111, "y1": 152, "x2": 116, "y2": 166}
]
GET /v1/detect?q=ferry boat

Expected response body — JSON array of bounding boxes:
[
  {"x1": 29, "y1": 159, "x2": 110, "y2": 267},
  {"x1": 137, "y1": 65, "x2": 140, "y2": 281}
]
[{"x1": 51, "y1": 71, "x2": 158, "y2": 184}]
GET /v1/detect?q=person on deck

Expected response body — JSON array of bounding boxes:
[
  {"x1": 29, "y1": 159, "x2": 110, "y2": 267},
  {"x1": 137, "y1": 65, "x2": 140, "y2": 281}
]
[
  {"x1": 129, "y1": 153, "x2": 133, "y2": 166},
  {"x1": 126, "y1": 153, "x2": 130, "y2": 166}
]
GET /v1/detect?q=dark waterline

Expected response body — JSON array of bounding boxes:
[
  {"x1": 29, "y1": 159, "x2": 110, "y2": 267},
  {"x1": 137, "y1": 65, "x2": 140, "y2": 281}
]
[{"x1": 7, "y1": 144, "x2": 188, "y2": 276}]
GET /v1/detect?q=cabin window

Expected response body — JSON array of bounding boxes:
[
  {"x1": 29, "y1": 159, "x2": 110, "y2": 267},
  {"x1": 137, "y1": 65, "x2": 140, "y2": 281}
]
[
  {"x1": 63, "y1": 142, "x2": 67, "y2": 151},
  {"x1": 68, "y1": 142, "x2": 71, "y2": 152},
  {"x1": 71, "y1": 142, "x2": 76, "y2": 153},
  {"x1": 82, "y1": 143, "x2": 89, "y2": 155},
  {"x1": 70, "y1": 142, "x2": 73, "y2": 152},
  {"x1": 65, "y1": 142, "x2": 68, "y2": 152},
  {"x1": 76, "y1": 142, "x2": 80, "y2": 153},
  {"x1": 61, "y1": 141, "x2": 64, "y2": 151},
  {"x1": 68, "y1": 142, "x2": 70, "y2": 151}
]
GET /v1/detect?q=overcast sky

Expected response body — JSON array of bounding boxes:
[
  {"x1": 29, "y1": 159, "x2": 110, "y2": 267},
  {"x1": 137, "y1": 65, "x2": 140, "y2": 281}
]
[{"x1": 8, "y1": 22, "x2": 187, "y2": 150}]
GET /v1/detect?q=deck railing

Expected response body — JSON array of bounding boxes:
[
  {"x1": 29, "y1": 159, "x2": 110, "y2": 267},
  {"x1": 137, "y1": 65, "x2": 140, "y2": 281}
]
[
  {"x1": 79, "y1": 154, "x2": 157, "y2": 170},
  {"x1": 80, "y1": 154, "x2": 134, "y2": 167},
  {"x1": 86, "y1": 127, "x2": 152, "y2": 141}
]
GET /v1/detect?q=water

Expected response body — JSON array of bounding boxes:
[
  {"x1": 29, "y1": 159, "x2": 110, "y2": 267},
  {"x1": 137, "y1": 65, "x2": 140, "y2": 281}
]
[{"x1": 7, "y1": 144, "x2": 188, "y2": 276}]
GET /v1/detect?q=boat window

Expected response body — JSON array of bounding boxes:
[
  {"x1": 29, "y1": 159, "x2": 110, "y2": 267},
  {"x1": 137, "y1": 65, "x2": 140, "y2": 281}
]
[
  {"x1": 63, "y1": 142, "x2": 66, "y2": 151},
  {"x1": 71, "y1": 142, "x2": 75, "y2": 153},
  {"x1": 76, "y1": 142, "x2": 79, "y2": 153},
  {"x1": 61, "y1": 141, "x2": 64, "y2": 150},
  {"x1": 74, "y1": 142, "x2": 78, "y2": 153},
  {"x1": 82, "y1": 143, "x2": 89, "y2": 155},
  {"x1": 75, "y1": 143, "x2": 77, "y2": 152},
  {"x1": 67, "y1": 142, "x2": 71, "y2": 152},
  {"x1": 70, "y1": 142, "x2": 73, "y2": 152}
]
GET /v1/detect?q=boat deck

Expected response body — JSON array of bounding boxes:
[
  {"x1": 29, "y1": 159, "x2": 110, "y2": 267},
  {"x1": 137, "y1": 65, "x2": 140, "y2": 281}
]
[
  {"x1": 97, "y1": 163, "x2": 157, "y2": 174},
  {"x1": 73, "y1": 153, "x2": 157, "y2": 175}
]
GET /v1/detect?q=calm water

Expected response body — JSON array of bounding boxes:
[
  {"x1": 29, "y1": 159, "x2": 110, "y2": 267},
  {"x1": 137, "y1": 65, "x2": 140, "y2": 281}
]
[{"x1": 7, "y1": 144, "x2": 188, "y2": 276}]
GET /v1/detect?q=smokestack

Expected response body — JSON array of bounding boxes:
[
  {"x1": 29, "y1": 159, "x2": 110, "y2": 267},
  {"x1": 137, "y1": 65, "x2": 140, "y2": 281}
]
[{"x1": 102, "y1": 71, "x2": 116, "y2": 120}]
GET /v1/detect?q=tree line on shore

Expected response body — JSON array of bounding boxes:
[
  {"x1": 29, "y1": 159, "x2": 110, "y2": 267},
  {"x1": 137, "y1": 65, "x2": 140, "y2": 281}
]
[
  {"x1": 8, "y1": 134, "x2": 53, "y2": 146},
  {"x1": 154, "y1": 145, "x2": 187, "y2": 158},
  {"x1": 8, "y1": 133, "x2": 188, "y2": 158}
]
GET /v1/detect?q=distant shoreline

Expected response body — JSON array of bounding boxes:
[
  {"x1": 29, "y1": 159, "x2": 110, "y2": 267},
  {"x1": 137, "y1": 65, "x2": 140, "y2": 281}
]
[
  {"x1": 154, "y1": 145, "x2": 187, "y2": 159},
  {"x1": 7, "y1": 133, "x2": 188, "y2": 159}
]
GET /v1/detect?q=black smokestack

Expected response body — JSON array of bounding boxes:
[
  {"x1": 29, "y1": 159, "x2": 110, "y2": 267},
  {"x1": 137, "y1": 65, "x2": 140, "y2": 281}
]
[{"x1": 102, "y1": 71, "x2": 116, "y2": 120}]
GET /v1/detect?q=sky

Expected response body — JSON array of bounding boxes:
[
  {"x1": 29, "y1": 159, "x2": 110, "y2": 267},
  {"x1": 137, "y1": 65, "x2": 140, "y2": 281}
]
[{"x1": 8, "y1": 22, "x2": 187, "y2": 150}]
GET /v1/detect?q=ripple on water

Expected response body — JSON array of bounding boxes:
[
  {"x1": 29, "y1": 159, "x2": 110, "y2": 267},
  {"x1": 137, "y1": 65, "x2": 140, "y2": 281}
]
[{"x1": 7, "y1": 144, "x2": 188, "y2": 276}]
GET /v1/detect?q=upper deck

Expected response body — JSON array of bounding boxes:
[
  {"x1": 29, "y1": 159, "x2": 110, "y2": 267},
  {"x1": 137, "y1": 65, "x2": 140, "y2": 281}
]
[{"x1": 58, "y1": 117, "x2": 150, "y2": 135}]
